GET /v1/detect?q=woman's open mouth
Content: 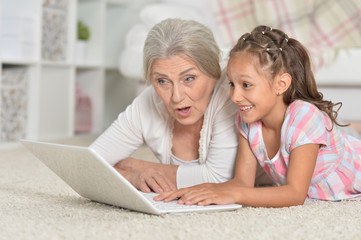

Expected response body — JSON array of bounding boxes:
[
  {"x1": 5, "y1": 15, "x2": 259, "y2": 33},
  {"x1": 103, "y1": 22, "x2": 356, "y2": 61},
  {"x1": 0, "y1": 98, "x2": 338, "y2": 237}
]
[{"x1": 176, "y1": 106, "x2": 191, "y2": 117}]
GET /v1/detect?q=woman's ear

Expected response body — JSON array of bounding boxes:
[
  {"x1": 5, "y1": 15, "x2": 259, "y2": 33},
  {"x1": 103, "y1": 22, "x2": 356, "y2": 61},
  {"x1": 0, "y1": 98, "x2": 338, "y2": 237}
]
[{"x1": 275, "y1": 73, "x2": 292, "y2": 95}]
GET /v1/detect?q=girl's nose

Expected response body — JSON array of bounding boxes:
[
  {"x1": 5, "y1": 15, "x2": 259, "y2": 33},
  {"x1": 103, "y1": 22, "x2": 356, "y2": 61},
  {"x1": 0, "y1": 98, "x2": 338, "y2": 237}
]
[{"x1": 230, "y1": 89, "x2": 243, "y2": 104}]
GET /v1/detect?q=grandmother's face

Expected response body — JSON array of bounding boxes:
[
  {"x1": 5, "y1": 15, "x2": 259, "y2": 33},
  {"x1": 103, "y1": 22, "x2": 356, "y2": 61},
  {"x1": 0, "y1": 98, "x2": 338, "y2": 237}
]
[{"x1": 151, "y1": 54, "x2": 217, "y2": 126}]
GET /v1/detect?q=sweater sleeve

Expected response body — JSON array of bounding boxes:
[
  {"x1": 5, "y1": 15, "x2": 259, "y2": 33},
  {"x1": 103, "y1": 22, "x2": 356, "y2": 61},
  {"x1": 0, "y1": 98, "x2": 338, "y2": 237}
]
[{"x1": 89, "y1": 87, "x2": 153, "y2": 166}]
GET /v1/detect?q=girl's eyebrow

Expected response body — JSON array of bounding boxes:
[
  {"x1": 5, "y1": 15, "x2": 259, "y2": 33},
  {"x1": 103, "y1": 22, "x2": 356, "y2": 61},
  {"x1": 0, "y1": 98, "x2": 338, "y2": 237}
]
[
  {"x1": 229, "y1": 74, "x2": 253, "y2": 81},
  {"x1": 238, "y1": 74, "x2": 252, "y2": 79}
]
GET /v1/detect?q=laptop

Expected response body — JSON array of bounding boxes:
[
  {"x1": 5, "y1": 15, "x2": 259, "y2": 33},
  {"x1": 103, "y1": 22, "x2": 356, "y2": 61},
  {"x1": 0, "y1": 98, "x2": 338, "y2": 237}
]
[{"x1": 20, "y1": 139, "x2": 242, "y2": 215}]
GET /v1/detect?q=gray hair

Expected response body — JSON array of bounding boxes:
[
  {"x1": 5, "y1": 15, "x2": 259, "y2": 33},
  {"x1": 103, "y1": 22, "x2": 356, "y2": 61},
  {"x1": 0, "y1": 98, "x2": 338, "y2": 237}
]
[{"x1": 143, "y1": 18, "x2": 221, "y2": 83}]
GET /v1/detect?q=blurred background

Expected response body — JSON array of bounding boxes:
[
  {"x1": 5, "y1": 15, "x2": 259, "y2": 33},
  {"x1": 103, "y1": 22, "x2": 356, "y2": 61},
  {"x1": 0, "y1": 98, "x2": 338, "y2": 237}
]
[{"x1": 0, "y1": 0, "x2": 360, "y2": 146}]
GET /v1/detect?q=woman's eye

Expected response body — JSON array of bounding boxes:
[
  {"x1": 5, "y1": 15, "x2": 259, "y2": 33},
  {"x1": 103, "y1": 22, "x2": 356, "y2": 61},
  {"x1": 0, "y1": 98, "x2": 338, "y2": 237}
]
[
  {"x1": 158, "y1": 79, "x2": 167, "y2": 85},
  {"x1": 185, "y1": 76, "x2": 195, "y2": 82},
  {"x1": 228, "y1": 81, "x2": 234, "y2": 87},
  {"x1": 243, "y1": 82, "x2": 251, "y2": 88}
]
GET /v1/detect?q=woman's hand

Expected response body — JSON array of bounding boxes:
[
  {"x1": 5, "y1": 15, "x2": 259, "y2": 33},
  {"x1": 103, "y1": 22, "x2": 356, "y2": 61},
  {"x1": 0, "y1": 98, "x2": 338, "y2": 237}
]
[
  {"x1": 114, "y1": 158, "x2": 178, "y2": 193},
  {"x1": 154, "y1": 182, "x2": 241, "y2": 206}
]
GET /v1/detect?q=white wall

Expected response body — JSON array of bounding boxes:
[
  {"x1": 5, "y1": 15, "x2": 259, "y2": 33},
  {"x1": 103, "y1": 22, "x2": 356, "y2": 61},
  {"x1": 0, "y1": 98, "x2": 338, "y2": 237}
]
[{"x1": 315, "y1": 48, "x2": 361, "y2": 122}]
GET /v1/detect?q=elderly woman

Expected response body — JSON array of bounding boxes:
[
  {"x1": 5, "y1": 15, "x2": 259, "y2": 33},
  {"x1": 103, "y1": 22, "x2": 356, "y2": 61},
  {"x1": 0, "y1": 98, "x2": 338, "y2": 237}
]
[{"x1": 90, "y1": 18, "x2": 240, "y2": 193}]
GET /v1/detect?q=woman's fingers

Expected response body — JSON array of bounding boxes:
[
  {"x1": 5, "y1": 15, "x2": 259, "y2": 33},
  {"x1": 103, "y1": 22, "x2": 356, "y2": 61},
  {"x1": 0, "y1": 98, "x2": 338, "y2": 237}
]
[
  {"x1": 138, "y1": 177, "x2": 152, "y2": 193},
  {"x1": 145, "y1": 172, "x2": 176, "y2": 193},
  {"x1": 153, "y1": 173, "x2": 176, "y2": 192},
  {"x1": 131, "y1": 168, "x2": 175, "y2": 193},
  {"x1": 144, "y1": 176, "x2": 163, "y2": 193}
]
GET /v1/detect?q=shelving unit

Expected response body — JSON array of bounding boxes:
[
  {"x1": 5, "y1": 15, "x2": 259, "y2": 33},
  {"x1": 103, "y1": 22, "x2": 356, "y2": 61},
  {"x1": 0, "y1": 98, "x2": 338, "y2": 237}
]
[{"x1": 0, "y1": 0, "x2": 136, "y2": 145}]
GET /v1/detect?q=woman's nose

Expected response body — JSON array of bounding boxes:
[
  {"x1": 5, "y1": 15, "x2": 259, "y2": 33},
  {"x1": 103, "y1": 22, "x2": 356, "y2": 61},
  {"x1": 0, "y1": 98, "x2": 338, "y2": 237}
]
[{"x1": 171, "y1": 84, "x2": 185, "y2": 103}]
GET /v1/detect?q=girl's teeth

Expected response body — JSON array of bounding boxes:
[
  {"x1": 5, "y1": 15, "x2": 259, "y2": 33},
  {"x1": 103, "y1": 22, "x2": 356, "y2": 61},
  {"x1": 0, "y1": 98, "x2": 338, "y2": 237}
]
[{"x1": 241, "y1": 106, "x2": 253, "y2": 111}]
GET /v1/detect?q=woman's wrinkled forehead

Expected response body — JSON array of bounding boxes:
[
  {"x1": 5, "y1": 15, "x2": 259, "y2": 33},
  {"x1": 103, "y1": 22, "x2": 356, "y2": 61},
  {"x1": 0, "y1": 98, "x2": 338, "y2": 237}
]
[
  {"x1": 152, "y1": 54, "x2": 217, "y2": 79},
  {"x1": 151, "y1": 55, "x2": 200, "y2": 76}
]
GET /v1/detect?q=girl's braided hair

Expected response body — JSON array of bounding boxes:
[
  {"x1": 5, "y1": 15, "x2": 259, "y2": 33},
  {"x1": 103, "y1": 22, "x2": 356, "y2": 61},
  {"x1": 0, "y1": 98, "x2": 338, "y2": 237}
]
[{"x1": 230, "y1": 25, "x2": 346, "y2": 129}]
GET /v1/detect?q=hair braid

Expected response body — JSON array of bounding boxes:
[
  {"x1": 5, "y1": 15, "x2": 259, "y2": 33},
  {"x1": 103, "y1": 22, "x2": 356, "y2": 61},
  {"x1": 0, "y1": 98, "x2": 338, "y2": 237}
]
[{"x1": 230, "y1": 25, "x2": 346, "y2": 129}]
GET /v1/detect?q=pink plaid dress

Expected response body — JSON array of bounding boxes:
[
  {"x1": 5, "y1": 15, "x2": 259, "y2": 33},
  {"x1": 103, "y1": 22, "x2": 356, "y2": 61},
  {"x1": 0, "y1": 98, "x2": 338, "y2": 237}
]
[{"x1": 237, "y1": 100, "x2": 361, "y2": 200}]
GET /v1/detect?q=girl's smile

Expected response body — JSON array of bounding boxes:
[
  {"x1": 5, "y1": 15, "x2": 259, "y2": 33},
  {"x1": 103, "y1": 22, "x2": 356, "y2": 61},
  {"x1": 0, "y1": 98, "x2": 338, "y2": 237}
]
[
  {"x1": 227, "y1": 52, "x2": 286, "y2": 126},
  {"x1": 239, "y1": 105, "x2": 254, "y2": 112}
]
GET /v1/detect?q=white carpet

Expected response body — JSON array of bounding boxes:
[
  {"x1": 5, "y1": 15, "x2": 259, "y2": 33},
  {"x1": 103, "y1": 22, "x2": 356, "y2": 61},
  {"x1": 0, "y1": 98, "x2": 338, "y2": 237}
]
[{"x1": 1, "y1": 134, "x2": 361, "y2": 240}]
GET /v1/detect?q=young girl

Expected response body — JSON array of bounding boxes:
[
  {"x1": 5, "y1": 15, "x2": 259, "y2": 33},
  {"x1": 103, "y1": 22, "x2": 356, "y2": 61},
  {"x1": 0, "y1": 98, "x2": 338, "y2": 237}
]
[{"x1": 155, "y1": 25, "x2": 361, "y2": 207}]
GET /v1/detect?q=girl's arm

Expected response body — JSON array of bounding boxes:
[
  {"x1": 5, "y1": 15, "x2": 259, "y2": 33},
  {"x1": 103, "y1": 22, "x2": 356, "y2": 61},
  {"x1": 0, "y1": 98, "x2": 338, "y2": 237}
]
[
  {"x1": 155, "y1": 135, "x2": 258, "y2": 202},
  {"x1": 232, "y1": 135, "x2": 258, "y2": 187},
  {"x1": 231, "y1": 143, "x2": 319, "y2": 207},
  {"x1": 156, "y1": 139, "x2": 319, "y2": 207}
]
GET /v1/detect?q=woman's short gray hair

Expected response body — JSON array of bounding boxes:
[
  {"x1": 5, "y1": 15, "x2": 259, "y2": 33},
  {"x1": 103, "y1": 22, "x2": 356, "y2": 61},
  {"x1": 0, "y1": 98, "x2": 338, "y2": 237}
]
[{"x1": 143, "y1": 18, "x2": 221, "y2": 83}]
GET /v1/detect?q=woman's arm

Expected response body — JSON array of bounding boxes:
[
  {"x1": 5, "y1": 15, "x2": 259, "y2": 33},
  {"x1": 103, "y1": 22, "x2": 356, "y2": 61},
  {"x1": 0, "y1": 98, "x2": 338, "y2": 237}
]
[
  {"x1": 91, "y1": 119, "x2": 178, "y2": 193},
  {"x1": 93, "y1": 121, "x2": 179, "y2": 193},
  {"x1": 90, "y1": 87, "x2": 178, "y2": 193}
]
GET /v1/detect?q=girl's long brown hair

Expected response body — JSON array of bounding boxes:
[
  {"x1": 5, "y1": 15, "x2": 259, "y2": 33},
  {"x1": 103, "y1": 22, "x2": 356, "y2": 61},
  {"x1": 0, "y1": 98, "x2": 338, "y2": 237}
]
[{"x1": 230, "y1": 25, "x2": 346, "y2": 129}]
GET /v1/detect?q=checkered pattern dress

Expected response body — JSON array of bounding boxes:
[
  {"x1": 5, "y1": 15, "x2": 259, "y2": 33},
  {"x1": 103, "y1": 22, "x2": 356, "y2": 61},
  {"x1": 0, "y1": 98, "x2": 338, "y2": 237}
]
[{"x1": 237, "y1": 100, "x2": 361, "y2": 200}]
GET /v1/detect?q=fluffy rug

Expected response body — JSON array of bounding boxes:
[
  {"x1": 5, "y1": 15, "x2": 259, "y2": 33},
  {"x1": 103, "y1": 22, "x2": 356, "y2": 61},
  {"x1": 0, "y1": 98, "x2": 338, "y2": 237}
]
[{"x1": 1, "y1": 134, "x2": 361, "y2": 240}]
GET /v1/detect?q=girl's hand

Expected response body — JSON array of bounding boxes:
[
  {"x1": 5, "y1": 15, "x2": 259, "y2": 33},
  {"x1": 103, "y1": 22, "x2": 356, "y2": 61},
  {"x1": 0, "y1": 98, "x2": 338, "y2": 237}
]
[{"x1": 154, "y1": 183, "x2": 240, "y2": 206}]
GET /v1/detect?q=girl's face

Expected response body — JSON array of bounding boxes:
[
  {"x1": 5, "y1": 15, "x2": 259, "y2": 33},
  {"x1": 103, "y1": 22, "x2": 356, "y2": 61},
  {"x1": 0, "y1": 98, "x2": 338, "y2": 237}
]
[
  {"x1": 227, "y1": 52, "x2": 281, "y2": 124},
  {"x1": 151, "y1": 54, "x2": 217, "y2": 127}
]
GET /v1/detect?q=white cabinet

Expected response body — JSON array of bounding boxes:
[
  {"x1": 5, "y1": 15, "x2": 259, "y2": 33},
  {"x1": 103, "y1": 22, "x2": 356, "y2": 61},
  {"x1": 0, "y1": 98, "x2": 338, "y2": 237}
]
[{"x1": 0, "y1": 0, "x2": 135, "y2": 144}]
